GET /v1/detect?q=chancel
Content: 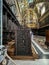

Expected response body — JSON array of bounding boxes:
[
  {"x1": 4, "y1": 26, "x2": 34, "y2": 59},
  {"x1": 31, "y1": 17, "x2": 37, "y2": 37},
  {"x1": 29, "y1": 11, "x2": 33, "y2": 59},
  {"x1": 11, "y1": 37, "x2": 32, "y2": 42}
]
[{"x1": 0, "y1": 0, "x2": 49, "y2": 65}]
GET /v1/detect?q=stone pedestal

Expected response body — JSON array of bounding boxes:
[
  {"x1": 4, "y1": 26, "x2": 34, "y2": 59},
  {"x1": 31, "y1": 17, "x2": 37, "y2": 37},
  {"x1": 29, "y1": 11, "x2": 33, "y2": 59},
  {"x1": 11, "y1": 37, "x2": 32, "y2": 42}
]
[{"x1": 15, "y1": 26, "x2": 32, "y2": 56}]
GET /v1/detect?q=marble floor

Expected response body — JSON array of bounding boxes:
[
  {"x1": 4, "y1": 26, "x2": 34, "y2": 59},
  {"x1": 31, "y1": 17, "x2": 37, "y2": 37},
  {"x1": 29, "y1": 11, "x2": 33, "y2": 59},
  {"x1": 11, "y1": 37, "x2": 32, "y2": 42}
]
[{"x1": 8, "y1": 59, "x2": 49, "y2": 65}]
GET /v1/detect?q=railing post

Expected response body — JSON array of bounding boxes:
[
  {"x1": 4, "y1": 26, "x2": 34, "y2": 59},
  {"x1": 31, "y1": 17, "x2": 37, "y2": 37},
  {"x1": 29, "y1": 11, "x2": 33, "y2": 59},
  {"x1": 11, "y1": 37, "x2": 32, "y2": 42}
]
[{"x1": 0, "y1": 0, "x2": 3, "y2": 45}]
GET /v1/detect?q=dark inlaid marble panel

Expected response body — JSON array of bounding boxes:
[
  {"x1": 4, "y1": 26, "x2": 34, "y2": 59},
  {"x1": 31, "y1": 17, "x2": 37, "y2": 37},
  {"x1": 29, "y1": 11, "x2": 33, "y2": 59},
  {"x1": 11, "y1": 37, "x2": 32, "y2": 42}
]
[{"x1": 15, "y1": 26, "x2": 32, "y2": 56}]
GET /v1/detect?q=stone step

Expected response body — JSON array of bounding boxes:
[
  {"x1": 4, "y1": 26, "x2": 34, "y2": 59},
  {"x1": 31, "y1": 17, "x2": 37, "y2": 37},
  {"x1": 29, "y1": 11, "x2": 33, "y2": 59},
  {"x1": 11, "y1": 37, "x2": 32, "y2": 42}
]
[{"x1": 10, "y1": 56, "x2": 34, "y2": 60}]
